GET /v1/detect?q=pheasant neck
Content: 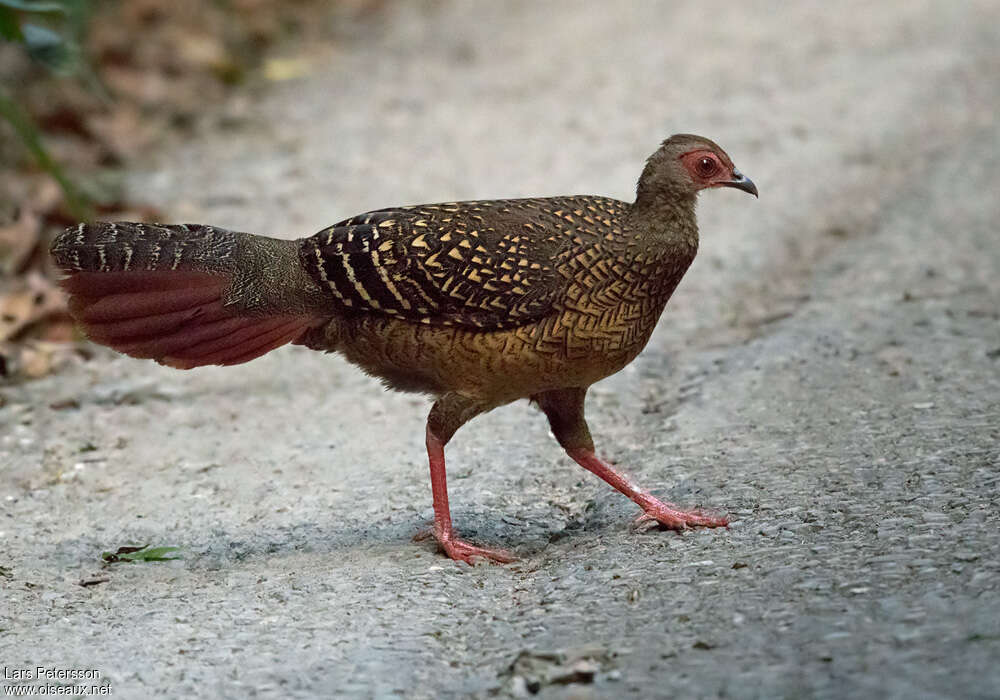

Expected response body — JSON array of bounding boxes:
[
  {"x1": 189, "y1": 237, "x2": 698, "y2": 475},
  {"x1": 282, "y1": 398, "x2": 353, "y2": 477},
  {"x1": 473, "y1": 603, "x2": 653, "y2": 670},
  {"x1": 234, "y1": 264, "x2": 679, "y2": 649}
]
[{"x1": 625, "y1": 194, "x2": 699, "y2": 262}]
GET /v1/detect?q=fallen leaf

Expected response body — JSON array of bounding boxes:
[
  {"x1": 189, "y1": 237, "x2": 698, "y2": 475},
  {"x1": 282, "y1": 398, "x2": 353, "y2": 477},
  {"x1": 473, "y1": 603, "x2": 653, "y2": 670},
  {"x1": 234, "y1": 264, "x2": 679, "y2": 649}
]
[
  {"x1": 0, "y1": 340, "x2": 87, "y2": 380},
  {"x1": 102, "y1": 544, "x2": 182, "y2": 563},
  {"x1": 0, "y1": 209, "x2": 42, "y2": 275},
  {"x1": 86, "y1": 103, "x2": 159, "y2": 162},
  {"x1": 0, "y1": 272, "x2": 66, "y2": 342}
]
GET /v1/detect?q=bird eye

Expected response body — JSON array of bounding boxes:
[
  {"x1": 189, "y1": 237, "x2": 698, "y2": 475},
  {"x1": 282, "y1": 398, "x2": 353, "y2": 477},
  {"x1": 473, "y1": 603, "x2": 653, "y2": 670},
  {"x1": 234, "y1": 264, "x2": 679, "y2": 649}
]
[{"x1": 696, "y1": 156, "x2": 718, "y2": 178}]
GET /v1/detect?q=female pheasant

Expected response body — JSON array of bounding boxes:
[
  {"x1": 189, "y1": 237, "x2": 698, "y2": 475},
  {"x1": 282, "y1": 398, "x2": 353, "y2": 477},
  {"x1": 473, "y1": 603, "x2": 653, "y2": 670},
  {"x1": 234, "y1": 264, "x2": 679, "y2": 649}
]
[{"x1": 51, "y1": 134, "x2": 757, "y2": 563}]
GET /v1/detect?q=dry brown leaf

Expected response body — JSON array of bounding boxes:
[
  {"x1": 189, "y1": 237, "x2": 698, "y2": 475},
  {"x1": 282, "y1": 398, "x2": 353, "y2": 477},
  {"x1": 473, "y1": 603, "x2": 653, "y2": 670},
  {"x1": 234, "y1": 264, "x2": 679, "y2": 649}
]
[
  {"x1": 101, "y1": 65, "x2": 172, "y2": 106},
  {"x1": 86, "y1": 104, "x2": 161, "y2": 162},
  {"x1": 19, "y1": 342, "x2": 57, "y2": 379},
  {"x1": 167, "y1": 28, "x2": 230, "y2": 71},
  {"x1": 31, "y1": 178, "x2": 64, "y2": 216},
  {"x1": 0, "y1": 209, "x2": 41, "y2": 276},
  {"x1": 0, "y1": 272, "x2": 67, "y2": 342},
  {"x1": 0, "y1": 340, "x2": 85, "y2": 380}
]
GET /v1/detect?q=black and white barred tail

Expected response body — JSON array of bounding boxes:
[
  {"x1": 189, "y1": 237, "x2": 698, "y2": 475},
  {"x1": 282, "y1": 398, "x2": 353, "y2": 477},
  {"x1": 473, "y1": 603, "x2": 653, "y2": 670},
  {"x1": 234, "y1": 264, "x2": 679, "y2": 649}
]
[
  {"x1": 51, "y1": 222, "x2": 325, "y2": 369},
  {"x1": 51, "y1": 221, "x2": 241, "y2": 275}
]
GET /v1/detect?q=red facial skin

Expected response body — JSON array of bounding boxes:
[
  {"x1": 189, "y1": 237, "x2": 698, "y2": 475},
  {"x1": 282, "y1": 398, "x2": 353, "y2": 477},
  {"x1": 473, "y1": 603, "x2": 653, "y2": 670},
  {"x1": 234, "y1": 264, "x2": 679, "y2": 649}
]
[{"x1": 680, "y1": 149, "x2": 738, "y2": 190}]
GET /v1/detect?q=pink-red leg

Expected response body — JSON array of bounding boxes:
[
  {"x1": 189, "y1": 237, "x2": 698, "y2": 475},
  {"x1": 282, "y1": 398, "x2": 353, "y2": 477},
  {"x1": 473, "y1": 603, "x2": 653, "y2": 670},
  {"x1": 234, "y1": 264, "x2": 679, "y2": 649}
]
[
  {"x1": 425, "y1": 425, "x2": 516, "y2": 564},
  {"x1": 536, "y1": 387, "x2": 727, "y2": 531},
  {"x1": 566, "y1": 447, "x2": 728, "y2": 530}
]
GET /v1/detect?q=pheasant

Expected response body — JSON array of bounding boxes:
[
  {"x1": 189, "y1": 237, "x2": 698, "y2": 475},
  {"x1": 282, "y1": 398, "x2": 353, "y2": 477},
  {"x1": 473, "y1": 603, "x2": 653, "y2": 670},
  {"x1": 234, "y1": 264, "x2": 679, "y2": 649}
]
[{"x1": 51, "y1": 134, "x2": 757, "y2": 563}]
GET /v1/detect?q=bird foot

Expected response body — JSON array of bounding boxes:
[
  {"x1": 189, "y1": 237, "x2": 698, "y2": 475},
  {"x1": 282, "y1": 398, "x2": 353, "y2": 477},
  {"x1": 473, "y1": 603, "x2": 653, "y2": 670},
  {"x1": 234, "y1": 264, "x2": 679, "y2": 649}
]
[
  {"x1": 420, "y1": 529, "x2": 516, "y2": 564},
  {"x1": 634, "y1": 499, "x2": 728, "y2": 531}
]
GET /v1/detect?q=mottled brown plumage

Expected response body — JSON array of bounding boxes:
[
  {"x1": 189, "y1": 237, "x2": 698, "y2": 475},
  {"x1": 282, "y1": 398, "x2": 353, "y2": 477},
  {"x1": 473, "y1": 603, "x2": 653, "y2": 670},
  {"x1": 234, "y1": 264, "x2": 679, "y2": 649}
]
[{"x1": 51, "y1": 134, "x2": 756, "y2": 563}]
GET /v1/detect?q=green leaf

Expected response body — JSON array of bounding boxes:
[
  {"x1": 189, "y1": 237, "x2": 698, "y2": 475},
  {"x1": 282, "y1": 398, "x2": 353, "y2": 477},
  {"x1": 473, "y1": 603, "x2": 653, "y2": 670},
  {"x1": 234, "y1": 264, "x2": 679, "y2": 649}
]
[
  {"x1": 22, "y1": 22, "x2": 77, "y2": 74},
  {"x1": 0, "y1": 7, "x2": 23, "y2": 40},
  {"x1": 0, "y1": 0, "x2": 68, "y2": 13},
  {"x1": 101, "y1": 545, "x2": 183, "y2": 563},
  {"x1": 129, "y1": 546, "x2": 183, "y2": 561}
]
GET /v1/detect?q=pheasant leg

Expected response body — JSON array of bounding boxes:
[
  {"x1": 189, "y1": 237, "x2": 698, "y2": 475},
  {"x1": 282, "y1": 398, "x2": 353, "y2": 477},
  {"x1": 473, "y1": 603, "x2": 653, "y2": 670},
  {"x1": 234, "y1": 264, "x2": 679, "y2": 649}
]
[
  {"x1": 536, "y1": 387, "x2": 727, "y2": 530},
  {"x1": 565, "y1": 447, "x2": 727, "y2": 529},
  {"x1": 423, "y1": 398, "x2": 516, "y2": 564}
]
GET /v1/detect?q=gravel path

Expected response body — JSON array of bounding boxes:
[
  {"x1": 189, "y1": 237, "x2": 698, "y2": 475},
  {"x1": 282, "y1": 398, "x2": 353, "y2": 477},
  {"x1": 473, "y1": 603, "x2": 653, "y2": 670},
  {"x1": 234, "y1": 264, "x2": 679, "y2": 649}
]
[{"x1": 3, "y1": 2, "x2": 999, "y2": 698}]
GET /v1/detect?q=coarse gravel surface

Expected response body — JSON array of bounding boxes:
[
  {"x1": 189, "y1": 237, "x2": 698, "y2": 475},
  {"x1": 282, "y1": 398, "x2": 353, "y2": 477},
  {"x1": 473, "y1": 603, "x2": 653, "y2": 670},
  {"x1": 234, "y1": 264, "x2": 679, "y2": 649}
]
[{"x1": 2, "y1": 2, "x2": 999, "y2": 698}]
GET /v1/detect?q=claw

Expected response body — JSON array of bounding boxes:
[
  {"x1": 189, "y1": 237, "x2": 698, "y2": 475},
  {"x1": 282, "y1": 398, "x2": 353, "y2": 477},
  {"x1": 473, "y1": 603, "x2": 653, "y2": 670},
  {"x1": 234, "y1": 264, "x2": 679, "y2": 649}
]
[
  {"x1": 563, "y1": 447, "x2": 727, "y2": 534},
  {"x1": 635, "y1": 501, "x2": 728, "y2": 530},
  {"x1": 417, "y1": 524, "x2": 515, "y2": 563},
  {"x1": 633, "y1": 512, "x2": 686, "y2": 531},
  {"x1": 437, "y1": 535, "x2": 516, "y2": 564}
]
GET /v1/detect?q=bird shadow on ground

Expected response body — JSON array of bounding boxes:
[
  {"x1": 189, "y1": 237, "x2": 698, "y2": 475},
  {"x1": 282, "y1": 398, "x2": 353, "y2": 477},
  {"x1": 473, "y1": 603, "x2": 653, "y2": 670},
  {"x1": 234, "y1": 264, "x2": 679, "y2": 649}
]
[
  {"x1": 34, "y1": 506, "x2": 636, "y2": 574},
  {"x1": 24, "y1": 499, "x2": 730, "y2": 584},
  {"x1": 193, "y1": 510, "x2": 609, "y2": 564}
]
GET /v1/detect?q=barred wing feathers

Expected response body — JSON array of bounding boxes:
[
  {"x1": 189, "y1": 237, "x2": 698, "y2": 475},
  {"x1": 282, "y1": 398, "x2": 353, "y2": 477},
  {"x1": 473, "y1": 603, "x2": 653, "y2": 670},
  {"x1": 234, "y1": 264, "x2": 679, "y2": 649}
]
[{"x1": 299, "y1": 196, "x2": 629, "y2": 330}]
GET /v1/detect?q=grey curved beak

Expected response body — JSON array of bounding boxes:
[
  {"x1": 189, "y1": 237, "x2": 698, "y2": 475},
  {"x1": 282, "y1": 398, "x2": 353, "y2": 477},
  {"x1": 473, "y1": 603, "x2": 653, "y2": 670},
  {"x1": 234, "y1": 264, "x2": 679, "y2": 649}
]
[{"x1": 722, "y1": 169, "x2": 758, "y2": 198}]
